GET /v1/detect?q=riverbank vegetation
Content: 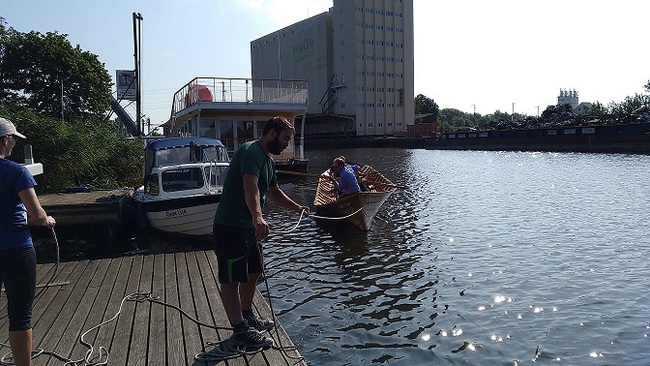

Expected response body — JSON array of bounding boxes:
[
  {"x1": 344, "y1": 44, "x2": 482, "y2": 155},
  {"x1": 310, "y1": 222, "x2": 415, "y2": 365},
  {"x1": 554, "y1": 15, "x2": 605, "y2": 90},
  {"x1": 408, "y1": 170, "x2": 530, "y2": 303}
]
[
  {"x1": 1, "y1": 19, "x2": 143, "y2": 193},
  {"x1": 416, "y1": 81, "x2": 650, "y2": 132}
]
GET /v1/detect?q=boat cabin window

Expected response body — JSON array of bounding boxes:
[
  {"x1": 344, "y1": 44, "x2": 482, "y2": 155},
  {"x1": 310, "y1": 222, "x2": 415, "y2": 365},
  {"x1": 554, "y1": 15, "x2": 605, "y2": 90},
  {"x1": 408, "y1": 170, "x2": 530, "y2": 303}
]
[
  {"x1": 156, "y1": 146, "x2": 229, "y2": 166},
  {"x1": 202, "y1": 147, "x2": 230, "y2": 162},
  {"x1": 204, "y1": 166, "x2": 229, "y2": 186},
  {"x1": 156, "y1": 147, "x2": 193, "y2": 166},
  {"x1": 146, "y1": 173, "x2": 160, "y2": 196},
  {"x1": 161, "y1": 168, "x2": 205, "y2": 192}
]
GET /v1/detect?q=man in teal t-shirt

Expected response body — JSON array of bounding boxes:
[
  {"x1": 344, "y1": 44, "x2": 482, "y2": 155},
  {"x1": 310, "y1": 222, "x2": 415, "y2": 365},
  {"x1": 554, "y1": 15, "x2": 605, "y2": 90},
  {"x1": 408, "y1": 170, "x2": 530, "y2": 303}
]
[{"x1": 213, "y1": 116, "x2": 309, "y2": 348}]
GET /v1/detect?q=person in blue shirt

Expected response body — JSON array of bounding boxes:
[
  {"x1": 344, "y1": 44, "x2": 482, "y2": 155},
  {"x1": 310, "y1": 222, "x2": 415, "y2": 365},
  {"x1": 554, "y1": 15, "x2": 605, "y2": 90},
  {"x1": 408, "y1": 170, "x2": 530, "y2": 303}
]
[
  {"x1": 330, "y1": 157, "x2": 361, "y2": 197},
  {"x1": 0, "y1": 117, "x2": 56, "y2": 366}
]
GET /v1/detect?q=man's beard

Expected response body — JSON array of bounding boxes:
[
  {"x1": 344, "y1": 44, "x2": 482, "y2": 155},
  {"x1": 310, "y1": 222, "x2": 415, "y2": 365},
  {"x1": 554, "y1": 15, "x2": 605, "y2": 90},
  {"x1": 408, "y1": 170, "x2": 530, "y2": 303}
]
[{"x1": 268, "y1": 135, "x2": 286, "y2": 155}]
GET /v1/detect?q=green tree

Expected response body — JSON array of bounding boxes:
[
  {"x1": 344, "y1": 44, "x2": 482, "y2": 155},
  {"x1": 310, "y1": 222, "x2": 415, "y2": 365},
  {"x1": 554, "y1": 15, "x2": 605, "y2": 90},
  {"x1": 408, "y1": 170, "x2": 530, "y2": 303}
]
[
  {"x1": 0, "y1": 20, "x2": 142, "y2": 193},
  {"x1": 439, "y1": 108, "x2": 476, "y2": 129},
  {"x1": 0, "y1": 104, "x2": 143, "y2": 192},
  {"x1": 0, "y1": 25, "x2": 112, "y2": 120},
  {"x1": 414, "y1": 94, "x2": 439, "y2": 123}
]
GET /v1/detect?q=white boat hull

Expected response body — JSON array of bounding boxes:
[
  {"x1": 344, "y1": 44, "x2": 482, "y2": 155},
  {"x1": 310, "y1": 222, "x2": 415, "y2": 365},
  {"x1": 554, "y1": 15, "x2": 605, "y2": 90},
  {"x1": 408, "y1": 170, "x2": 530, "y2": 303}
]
[{"x1": 134, "y1": 188, "x2": 220, "y2": 239}]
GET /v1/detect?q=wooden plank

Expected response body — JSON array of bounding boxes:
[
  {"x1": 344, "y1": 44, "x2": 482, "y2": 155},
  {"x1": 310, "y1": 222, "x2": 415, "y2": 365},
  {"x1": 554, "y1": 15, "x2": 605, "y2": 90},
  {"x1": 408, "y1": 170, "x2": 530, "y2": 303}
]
[
  {"x1": 39, "y1": 260, "x2": 101, "y2": 362},
  {"x1": 65, "y1": 258, "x2": 118, "y2": 365},
  {"x1": 109, "y1": 255, "x2": 143, "y2": 365},
  {"x1": 29, "y1": 261, "x2": 82, "y2": 359},
  {"x1": 175, "y1": 252, "x2": 204, "y2": 364},
  {"x1": 125, "y1": 254, "x2": 155, "y2": 365},
  {"x1": 82, "y1": 257, "x2": 128, "y2": 365},
  {"x1": 188, "y1": 250, "x2": 226, "y2": 343},
  {"x1": 147, "y1": 254, "x2": 167, "y2": 365},
  {"x1": 43, "y1": 259, "x2": 108, "y2": 366},
  {"x1": 164, "y1": 252, "x2": 186, "y2": 365}
]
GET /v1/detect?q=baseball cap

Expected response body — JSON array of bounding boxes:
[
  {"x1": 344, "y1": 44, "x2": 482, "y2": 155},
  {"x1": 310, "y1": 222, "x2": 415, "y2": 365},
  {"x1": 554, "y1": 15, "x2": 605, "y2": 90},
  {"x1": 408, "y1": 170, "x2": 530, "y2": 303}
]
[{"x1": 0, "y1": 117, "x2": 27, "y2": 139}]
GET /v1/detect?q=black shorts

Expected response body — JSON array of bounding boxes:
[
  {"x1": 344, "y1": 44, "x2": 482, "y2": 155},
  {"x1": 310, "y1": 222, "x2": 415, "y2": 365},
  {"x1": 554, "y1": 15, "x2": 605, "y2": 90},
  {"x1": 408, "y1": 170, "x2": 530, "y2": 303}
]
[
  {"x1": 213, "y1": 224, "x2": 263, "y2": 284},
  {"x1": 0, "y1": 247, "x2": 36, "y2": 331}
]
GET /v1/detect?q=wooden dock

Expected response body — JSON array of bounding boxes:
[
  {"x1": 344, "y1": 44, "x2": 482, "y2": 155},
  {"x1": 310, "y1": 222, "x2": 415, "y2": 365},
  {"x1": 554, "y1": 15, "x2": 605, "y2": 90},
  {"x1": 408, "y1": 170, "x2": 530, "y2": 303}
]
[
  {"x1": 36, "y1": 188, "x2": 133, "y2": 226},
  {"x1": 0, "y1": 250, "x2": 306, "y2": 366}
]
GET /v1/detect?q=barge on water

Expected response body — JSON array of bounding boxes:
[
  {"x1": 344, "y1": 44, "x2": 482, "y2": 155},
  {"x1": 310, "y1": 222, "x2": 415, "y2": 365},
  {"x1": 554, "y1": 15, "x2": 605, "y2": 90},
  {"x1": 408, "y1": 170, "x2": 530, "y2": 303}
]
[{"x1": 428, "y1": 113, "x2": 650, "y2": 154}]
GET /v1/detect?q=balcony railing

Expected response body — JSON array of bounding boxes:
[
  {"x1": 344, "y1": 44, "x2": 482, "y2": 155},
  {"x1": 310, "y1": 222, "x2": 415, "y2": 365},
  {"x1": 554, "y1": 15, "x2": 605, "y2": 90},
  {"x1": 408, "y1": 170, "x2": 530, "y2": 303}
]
[{"x1": 171, "y1": 77, "x2": 308, "y2": 118}]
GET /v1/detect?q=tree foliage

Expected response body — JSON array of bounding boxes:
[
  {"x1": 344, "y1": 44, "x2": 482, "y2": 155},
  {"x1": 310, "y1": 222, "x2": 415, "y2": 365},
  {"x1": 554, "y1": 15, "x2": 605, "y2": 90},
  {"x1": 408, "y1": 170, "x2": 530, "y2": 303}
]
[
  {"x1": 418, "y1": 79, "x2": 650, "y2": 132},
  {"x1": 0, "y1": 23, "x2": 112, "y2": 120},
  {"x1": 0, "y1": 20, "x2": 142, "y2": 193},
  {"x1": 414, "y1": 94, "x2": 439, "y2": 123},
  {"x1": 0, "y1": 103, "x2": 143, "y2": 192}
]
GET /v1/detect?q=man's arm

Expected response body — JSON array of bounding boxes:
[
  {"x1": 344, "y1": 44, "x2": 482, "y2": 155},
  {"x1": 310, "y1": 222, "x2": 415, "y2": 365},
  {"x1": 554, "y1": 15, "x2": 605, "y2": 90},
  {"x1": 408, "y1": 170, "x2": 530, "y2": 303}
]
[{"x1": 242, "y1": 173, "x2": 269, "y2": 240}]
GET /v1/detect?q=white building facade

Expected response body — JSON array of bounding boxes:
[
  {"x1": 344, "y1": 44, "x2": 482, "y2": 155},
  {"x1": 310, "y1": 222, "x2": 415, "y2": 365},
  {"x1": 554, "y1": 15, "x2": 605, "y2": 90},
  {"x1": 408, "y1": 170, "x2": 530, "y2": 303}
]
[{"x1": 251, "y1": 0, "x2": 414, "y2": 137}]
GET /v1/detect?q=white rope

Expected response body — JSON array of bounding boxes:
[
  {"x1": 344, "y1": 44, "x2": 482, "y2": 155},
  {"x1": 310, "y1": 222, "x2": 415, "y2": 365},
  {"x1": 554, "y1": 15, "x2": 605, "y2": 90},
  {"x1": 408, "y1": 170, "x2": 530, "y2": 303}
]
[
  {"x1": 310, "y1": 207, "x2": 363, "y2": 221},
  {"x1": 272, "y1": 209, "x2": 307, "y2": 234}
]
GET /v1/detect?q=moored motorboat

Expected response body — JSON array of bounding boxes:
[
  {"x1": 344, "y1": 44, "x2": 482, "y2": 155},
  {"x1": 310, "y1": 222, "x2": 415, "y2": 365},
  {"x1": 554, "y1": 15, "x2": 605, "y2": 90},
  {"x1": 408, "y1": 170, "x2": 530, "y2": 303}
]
[
  {"x1": 133, "y1": 137, "x2": 229, "y2": 239},
  {"x1": 313, "y1": 164, "x2": 396, "y2": 231}
]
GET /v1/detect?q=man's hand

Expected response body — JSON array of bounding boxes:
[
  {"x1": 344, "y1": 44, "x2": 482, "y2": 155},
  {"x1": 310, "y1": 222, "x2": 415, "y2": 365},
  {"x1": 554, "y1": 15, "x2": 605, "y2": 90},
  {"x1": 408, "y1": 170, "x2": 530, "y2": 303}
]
[
  {"x1": 297, "y1": 205, "x2": 310, "y2": 217},
  {"x1": 253, "y1": 214, "x2": 270, "y2": 240}
]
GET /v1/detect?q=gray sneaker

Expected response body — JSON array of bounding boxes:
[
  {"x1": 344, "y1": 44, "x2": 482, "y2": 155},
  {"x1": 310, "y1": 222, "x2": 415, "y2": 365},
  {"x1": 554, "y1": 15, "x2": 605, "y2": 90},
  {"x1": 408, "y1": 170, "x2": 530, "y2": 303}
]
[
  {"x1": 244, "y1": 313, "x2": 274, "y2": 332},
  {"x1": 232, "y1": 328, "x2": 273, "y2": 349}
]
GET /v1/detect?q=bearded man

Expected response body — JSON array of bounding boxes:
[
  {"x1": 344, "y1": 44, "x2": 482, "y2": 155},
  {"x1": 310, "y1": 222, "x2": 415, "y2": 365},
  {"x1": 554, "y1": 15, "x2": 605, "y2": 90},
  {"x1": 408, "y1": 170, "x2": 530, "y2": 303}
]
[{"x1": 212, "y1": 115, "x2": 310, "y2": 348}]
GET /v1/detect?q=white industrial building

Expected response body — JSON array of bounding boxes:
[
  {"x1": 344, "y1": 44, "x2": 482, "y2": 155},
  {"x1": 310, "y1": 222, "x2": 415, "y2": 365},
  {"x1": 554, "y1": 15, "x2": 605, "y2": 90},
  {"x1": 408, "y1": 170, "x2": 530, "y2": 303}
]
[{"x1": 251, "y1": 0, "x2": 414, "y2": 137}]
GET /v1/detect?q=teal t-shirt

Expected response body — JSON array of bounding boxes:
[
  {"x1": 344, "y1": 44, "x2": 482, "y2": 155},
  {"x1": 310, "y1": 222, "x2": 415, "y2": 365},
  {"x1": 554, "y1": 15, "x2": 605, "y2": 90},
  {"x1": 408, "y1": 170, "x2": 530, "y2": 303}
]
[{"x1": 214, "y1": 140, "x2": 276, "y2": 228}]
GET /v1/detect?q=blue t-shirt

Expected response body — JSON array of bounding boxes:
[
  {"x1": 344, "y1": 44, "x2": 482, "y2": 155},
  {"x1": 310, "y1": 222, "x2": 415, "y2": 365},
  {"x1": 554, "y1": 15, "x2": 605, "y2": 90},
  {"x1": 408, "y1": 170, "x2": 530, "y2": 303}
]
[
  {"x1": 214, "y1": 140, "x2": 276, "y2": 228},
  {"x1": 338, "y1": 165, "x2": 361, "y2": 195},
  {"x1": 0, "y1": 158, "x2": 37, "y2": 250}
]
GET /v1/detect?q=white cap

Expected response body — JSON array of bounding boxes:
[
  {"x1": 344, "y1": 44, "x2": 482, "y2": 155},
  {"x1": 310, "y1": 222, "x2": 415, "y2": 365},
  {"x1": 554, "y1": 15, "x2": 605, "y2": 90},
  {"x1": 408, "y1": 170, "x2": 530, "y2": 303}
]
[{"x1": 0, "y1": 117, "x2": 27, "y2": 139}]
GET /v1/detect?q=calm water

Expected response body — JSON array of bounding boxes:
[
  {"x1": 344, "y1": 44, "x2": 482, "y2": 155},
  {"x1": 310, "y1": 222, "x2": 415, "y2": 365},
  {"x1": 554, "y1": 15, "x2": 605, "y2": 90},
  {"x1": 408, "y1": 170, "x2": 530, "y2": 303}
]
[{"x1": 261, "y1": 148, "x2": 650, "y2": 365}]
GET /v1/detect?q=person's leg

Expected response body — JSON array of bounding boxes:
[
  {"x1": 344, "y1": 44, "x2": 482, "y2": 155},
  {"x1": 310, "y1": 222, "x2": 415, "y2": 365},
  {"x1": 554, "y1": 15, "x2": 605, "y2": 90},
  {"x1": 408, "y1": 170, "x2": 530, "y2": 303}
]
[
  {"x1": 239, "y1": 273, "x2": 259, "y2": 312},
  {"x1": 220, "y1": 282, "x2": 245, "y2": 326},
  {"x1": 8, "y1": 329, "x2": 32, "y2": 366},
  {"x1": 4, "y1": 247, "x2": 36, "y2": 366}
]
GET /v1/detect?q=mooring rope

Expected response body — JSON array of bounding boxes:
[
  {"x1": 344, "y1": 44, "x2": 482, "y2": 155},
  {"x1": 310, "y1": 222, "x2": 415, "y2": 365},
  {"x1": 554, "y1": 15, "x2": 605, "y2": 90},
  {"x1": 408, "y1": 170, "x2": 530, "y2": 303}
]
[
  {"x1": 271, "y1": 206, "x2": 364, "y2": 234},
  {"x1": 310, "y1": 207, "x2": 363, "y2": 220},
  {"x1": 272, "y1": 208, "x2": 307, "y2": 234}
]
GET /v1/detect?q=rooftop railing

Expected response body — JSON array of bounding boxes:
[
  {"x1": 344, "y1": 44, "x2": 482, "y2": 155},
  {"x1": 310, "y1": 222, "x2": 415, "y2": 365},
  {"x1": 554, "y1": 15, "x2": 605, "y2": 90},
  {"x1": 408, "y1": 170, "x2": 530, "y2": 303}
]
[{"x1": 170, "y1": 77, "x2": 308, "y2": 118}]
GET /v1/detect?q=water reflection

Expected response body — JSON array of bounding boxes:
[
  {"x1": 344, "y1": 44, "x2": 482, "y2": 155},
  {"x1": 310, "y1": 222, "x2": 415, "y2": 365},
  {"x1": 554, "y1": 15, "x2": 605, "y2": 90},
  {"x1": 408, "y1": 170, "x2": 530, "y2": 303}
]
[{"x1": 266, "y1": 148, "x2": 650, "y2": 365}]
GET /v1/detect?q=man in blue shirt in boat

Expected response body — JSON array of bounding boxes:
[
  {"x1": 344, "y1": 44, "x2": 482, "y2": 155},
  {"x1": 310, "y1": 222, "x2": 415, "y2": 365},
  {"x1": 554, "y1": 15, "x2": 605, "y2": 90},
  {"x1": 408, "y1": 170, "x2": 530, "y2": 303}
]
[
  {"x1": 213, "y1": 116, "x2": 310, "y2": 349},
  {"x1": 330, "y1": 157, "x2": 363, "y2": 197}
]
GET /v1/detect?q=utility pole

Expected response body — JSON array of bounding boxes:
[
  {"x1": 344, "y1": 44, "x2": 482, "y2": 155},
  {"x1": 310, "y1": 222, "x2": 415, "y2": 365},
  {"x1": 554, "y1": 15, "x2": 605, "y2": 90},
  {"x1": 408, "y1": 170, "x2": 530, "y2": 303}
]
[
  {"x1": 61, "y1": 78, "x2": 64, "y2": 122},
  {"x1": 133, "y1": 12, "x2": 143, "y2": 136}
]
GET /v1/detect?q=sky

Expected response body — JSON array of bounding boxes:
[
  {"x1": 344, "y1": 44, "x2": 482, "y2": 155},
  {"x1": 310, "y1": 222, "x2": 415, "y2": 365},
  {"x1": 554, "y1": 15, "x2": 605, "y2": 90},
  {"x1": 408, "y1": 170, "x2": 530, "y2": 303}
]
[{"x1": 2, "y1": 0, "x2": 649, "y2": 129}]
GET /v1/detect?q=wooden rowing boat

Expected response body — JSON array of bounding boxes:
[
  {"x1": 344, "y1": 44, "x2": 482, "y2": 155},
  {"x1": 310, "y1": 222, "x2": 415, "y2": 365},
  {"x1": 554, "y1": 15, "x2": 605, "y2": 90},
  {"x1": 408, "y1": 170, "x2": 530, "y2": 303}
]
[{"x1": 313, "y1": 164, "x2": 396, "y2": 231}]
